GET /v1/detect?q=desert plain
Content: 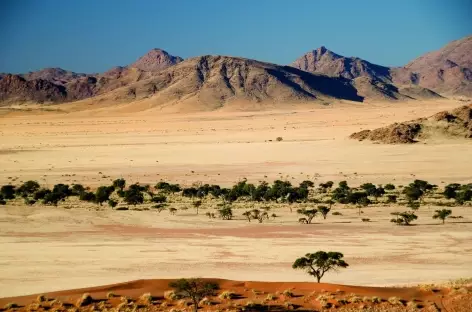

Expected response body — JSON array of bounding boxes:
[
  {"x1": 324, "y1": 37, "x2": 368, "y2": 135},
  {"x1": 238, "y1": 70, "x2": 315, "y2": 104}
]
[{"x1": 0, "y1": 99, "x2": 471, "y2": 310}]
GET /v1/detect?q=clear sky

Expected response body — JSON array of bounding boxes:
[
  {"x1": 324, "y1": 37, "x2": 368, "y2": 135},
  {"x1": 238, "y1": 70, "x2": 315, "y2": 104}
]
[{"x1": 1, "y1": 0, "x2": 471, "y2": 74}]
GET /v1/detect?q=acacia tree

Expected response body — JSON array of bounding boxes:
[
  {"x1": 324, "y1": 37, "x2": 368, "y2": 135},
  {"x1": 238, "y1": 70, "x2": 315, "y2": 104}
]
[
  {"x1": 218, "y1": 206, "x2": 233, "y2": 220},
  {"x1": 292, "y1": 251, "x2": 349, "y2": 283},
  {"x1": 251, "y1": 209, "x2": 268, "y2": 223},
  {"x1": 192, "y1": 200, "x2": 202, "y2": 215},
  {"x1": 317, "y1": 206, "x2": 331, "y2": 219},
  {"x1": 296, "y1": 208, "x2": 318, "y2": 224},
  {"x1": 433, "y1": 209, "x2": 452, "y2": 224},
  {"x1": 169, "y1": 278, "x2": 219, "y2": 312},
  {"x1": 242, "y1": 211, "x2": 252, "y2": 222},
  {"x1": 390, "y1": 211, "x2": 418, "y2": 225}
]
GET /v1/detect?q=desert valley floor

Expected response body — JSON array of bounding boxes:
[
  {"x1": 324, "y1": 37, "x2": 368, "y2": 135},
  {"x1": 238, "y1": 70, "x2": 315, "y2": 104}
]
[{"x1": 0, "y1": 99, "x2": 471, "y2": 299}]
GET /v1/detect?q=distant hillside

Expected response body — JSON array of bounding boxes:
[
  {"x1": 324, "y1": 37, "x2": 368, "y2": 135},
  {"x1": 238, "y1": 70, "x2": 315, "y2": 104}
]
[
  {"x1": 350, "y1": 104, "x2": 472, "y2": 144},
  {"x1": 292, "y1": 35, "x2": 472, "y2": 97},
  {"x1": 0, "y1": 35, "x2": 471, "y2": 109},
  {"x1": 82, "y1": 55, "x2": 364, "y2": 111},
  {"x1": 291, "y1": 46, "x2": 392, "y2": 83},
  {"x1": 130, "y1": 48, "x2": 183, "y2": 71},
  {"x1": 0, "y1": 49, "x2": 182, "y2": 104}
]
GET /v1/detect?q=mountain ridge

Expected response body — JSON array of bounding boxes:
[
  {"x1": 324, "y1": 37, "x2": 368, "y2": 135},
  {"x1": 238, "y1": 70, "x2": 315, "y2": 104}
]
[{"x1": 0, "y1": 35, "x2": 470, "y2": 109}]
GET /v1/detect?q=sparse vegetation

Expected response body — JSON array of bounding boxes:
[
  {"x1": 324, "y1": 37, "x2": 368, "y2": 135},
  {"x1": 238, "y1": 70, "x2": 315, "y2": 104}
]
[
  {"x1": 292, "y1": 251, "x2": 349, "y2": 283},
  {"x1": 390, "y1": 211, "x2": 418, "y2": 225},
  {"x1": 433, "y1": 209, "x2": 452, "y2": 224},
  {"x1": 169, "y1": 278, "x2": 219, "y2": 312}
]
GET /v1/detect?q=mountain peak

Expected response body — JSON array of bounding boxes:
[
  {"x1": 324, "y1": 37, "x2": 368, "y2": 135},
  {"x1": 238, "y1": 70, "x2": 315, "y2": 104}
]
[
  {"x1": 290, "y1": 47, "x2": 391, "y2": 82},
  {"x1": 130, "y1": 48, "x2": 183, "y2": 71},
  {"x1": 315, "y1": 46, "x2": 328, "y2": 54}
]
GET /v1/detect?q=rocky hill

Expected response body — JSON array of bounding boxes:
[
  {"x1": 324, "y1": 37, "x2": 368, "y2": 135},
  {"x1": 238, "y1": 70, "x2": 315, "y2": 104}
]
[
  {"x1": 0, "y1": 49, "x2": 182, "y2": 104},
  {"x1": 292, "y1": 35, "x2": 472, "y2": 97},
  {"x1": 0, "y1": 35, "x2": 471, "y2": 108},
  {"x1": 291, "y1": 46, "x2": 392, "y2": 83},
  {"x1": 87, "y1": 55, "x2": 364, "y2": 109},
  {"x1": 129, "y1": 48, "x2": 183, "y2": 71},
  {"x1": 350, "y1": 104, "x2": 472, "y2": 144}
]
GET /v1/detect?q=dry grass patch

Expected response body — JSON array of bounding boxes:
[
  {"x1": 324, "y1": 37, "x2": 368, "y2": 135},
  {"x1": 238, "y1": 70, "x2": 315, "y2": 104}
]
[
  {"x1": 282, "y1": 289, "x2": 294, "y2": 298},
  {"x1": 164, "y1": 290, "x2": 178, "y2": 301},
  {"x1": 36, "y1": 295, "x2": 46, "y2": 303},
  {"x1": 76, "y1": 293, "x2": 93, "y2": 307},
  {"x1": 265, "y1": 293, "x2": 277, "y2": 301},
  {"x1": 199, "y1": 297, "x2": 212, "y2": 306},
  {"x1": 388, "y1": 296, "x2": 403, "y2": 306},
  {"x1": 139, "y1": 292, "x2": 153, "y2": 304},
  {"x1": 219, "y1": 290, "x2": 236, "y2": 300}
]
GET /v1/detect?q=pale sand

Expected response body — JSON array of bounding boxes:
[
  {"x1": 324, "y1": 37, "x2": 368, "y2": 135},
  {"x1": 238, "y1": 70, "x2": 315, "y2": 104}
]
[
  {"x1": 0, "y1": 99, "x2": 471, "y2": 297},
  {"x1": 1, "y1": 203, "x2": 471, "y2": 297},
  {"x1": 1, "y1": 99, "x2": 471, "y2": 187}
]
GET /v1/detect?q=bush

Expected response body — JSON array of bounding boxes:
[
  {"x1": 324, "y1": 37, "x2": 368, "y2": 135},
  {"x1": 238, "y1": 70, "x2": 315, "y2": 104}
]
[
  {"x1": 34, "y1": 189, "x2": 51, "y2": 200},
  {"x1": 71, "y1": 184, "x2": 86, "y2": 195},
  {"x1": 24, "y1": 198, "x2": 36, "y2": 205},
  {"x1": 276, "y1": 137, "x2": 283, "y2": 142},
  {"x1": 386, "y1": 195, "x2": 397, "y2": 203},
  {"x1": 332, "y1": 211, "x2": 342, "y2": 216},
  {"x1": 124, "y1": 186, "x2": 144, "y2": 206},
  {"x1": 384, "y1": 183, "x2": 395, "y2": 191},
  {"x1": 95, "y1": 186, "x2": 114, "y2": 205},
  {"x1": 151, "y1": 195, "x2": 167, "y2": 203},
  {"x1": 17, "y1": 180, "x2": 40, "y2": 196},
  {"x1": 80, "y1": 192, "x2": 96, "y2": 202},
  {"x1": 155, "y1": 182, "x2": 182, "y2": 193},
  {"x1": 108, "y1": 199, "x2": 118, "y2": 208},
  {"x1": 43, "y1": 192, "x2": 63, "y2": 206},
  {"x1": 112, "y1": 178, "x2": 126, "y2": 191},
  {"x1": 1, "y1": 185, "x2": 16, "y2": 200}
]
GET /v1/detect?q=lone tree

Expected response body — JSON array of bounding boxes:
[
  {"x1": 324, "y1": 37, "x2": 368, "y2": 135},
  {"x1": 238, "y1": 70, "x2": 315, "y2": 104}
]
[
  {"x1": 317, "y1": 206, "x2": 331, "y2": 219},
  {"x1": 192, "y1": 200, "x2": 202, "y2": 214},
  {"x1": 218, "y1": 206, "x2": 233, "y2": 220},
  {"x1": 292, "y1": 251, "x2": 349, "y2": 283},
  {"x1": 296, "y1": 208, "x2": 318, "y2": 224},
  {"x1": 433, "y1": 209, "x2": 452, "y2": 224},
  {"x1": 242, "y1": 211, "x2": 252, "y2": 222},
  {"x1": 169, "y1": 278, "x2": 219, "y2": 312},
  {"x1": 390, "y1": 211, "x2": 418, "y2": 226}
]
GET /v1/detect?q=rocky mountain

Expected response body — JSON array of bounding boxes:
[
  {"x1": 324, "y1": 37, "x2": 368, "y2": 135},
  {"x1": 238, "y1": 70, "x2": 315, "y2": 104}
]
[
  {"x1": 0, "y1": 49, "x2": 182, "y2": 104},
  {"x1": 0, "y1": 36, "x2": 470, "y2": 108},
  {"x1": 22, "y1": 68, "x2": 87, "y2": 86},
  {"x1": 291, "y1": 46, "x2": 392, "y2": 83},
  {"x1": 90, "y1": 55, "x2": 364, "y2": 109},
  {"x1": 391, "y1": 35, "x2": 472, "y2": 96},
  {"x1": 350, "y1": 104, "x2": 472, "y2": 144},
  {"x1": 292, "y1": 35, "x2": 472, "y2": 97},
  {"x1": 0, "y1": 74, "x2": 67, "y2": 103},
  {"x1": 129, "y1": 48, "x2": 183, "y2": 71}
]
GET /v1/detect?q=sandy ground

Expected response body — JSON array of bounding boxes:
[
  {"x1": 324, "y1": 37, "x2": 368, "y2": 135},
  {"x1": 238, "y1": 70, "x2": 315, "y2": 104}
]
[
  {"x1": 1, "y1": 201, "x2": 471, "y2": 297},
  {"x1": 1, "y1": 99, "x2": 471, "y2": 188},
  {"x1": 1, "y1": 99, "x2": 472, "y2": 297}
]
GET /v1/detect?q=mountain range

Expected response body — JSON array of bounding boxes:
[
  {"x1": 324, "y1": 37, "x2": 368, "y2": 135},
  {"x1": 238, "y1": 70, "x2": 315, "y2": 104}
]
[{"x1": 0, "y1": 35, "x2": 471, "y2": 108}]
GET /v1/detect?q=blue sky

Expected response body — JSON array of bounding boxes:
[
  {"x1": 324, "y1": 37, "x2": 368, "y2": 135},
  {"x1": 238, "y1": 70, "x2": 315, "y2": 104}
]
[{"x1": 1, "y1": 0, "x2": 471, "y2": 73}]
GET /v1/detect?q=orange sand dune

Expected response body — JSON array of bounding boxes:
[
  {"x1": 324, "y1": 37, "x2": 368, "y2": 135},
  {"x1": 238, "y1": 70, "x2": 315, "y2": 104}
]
[{"x1": 1, "y1": 278, "x2": 471, "y2": 311}]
